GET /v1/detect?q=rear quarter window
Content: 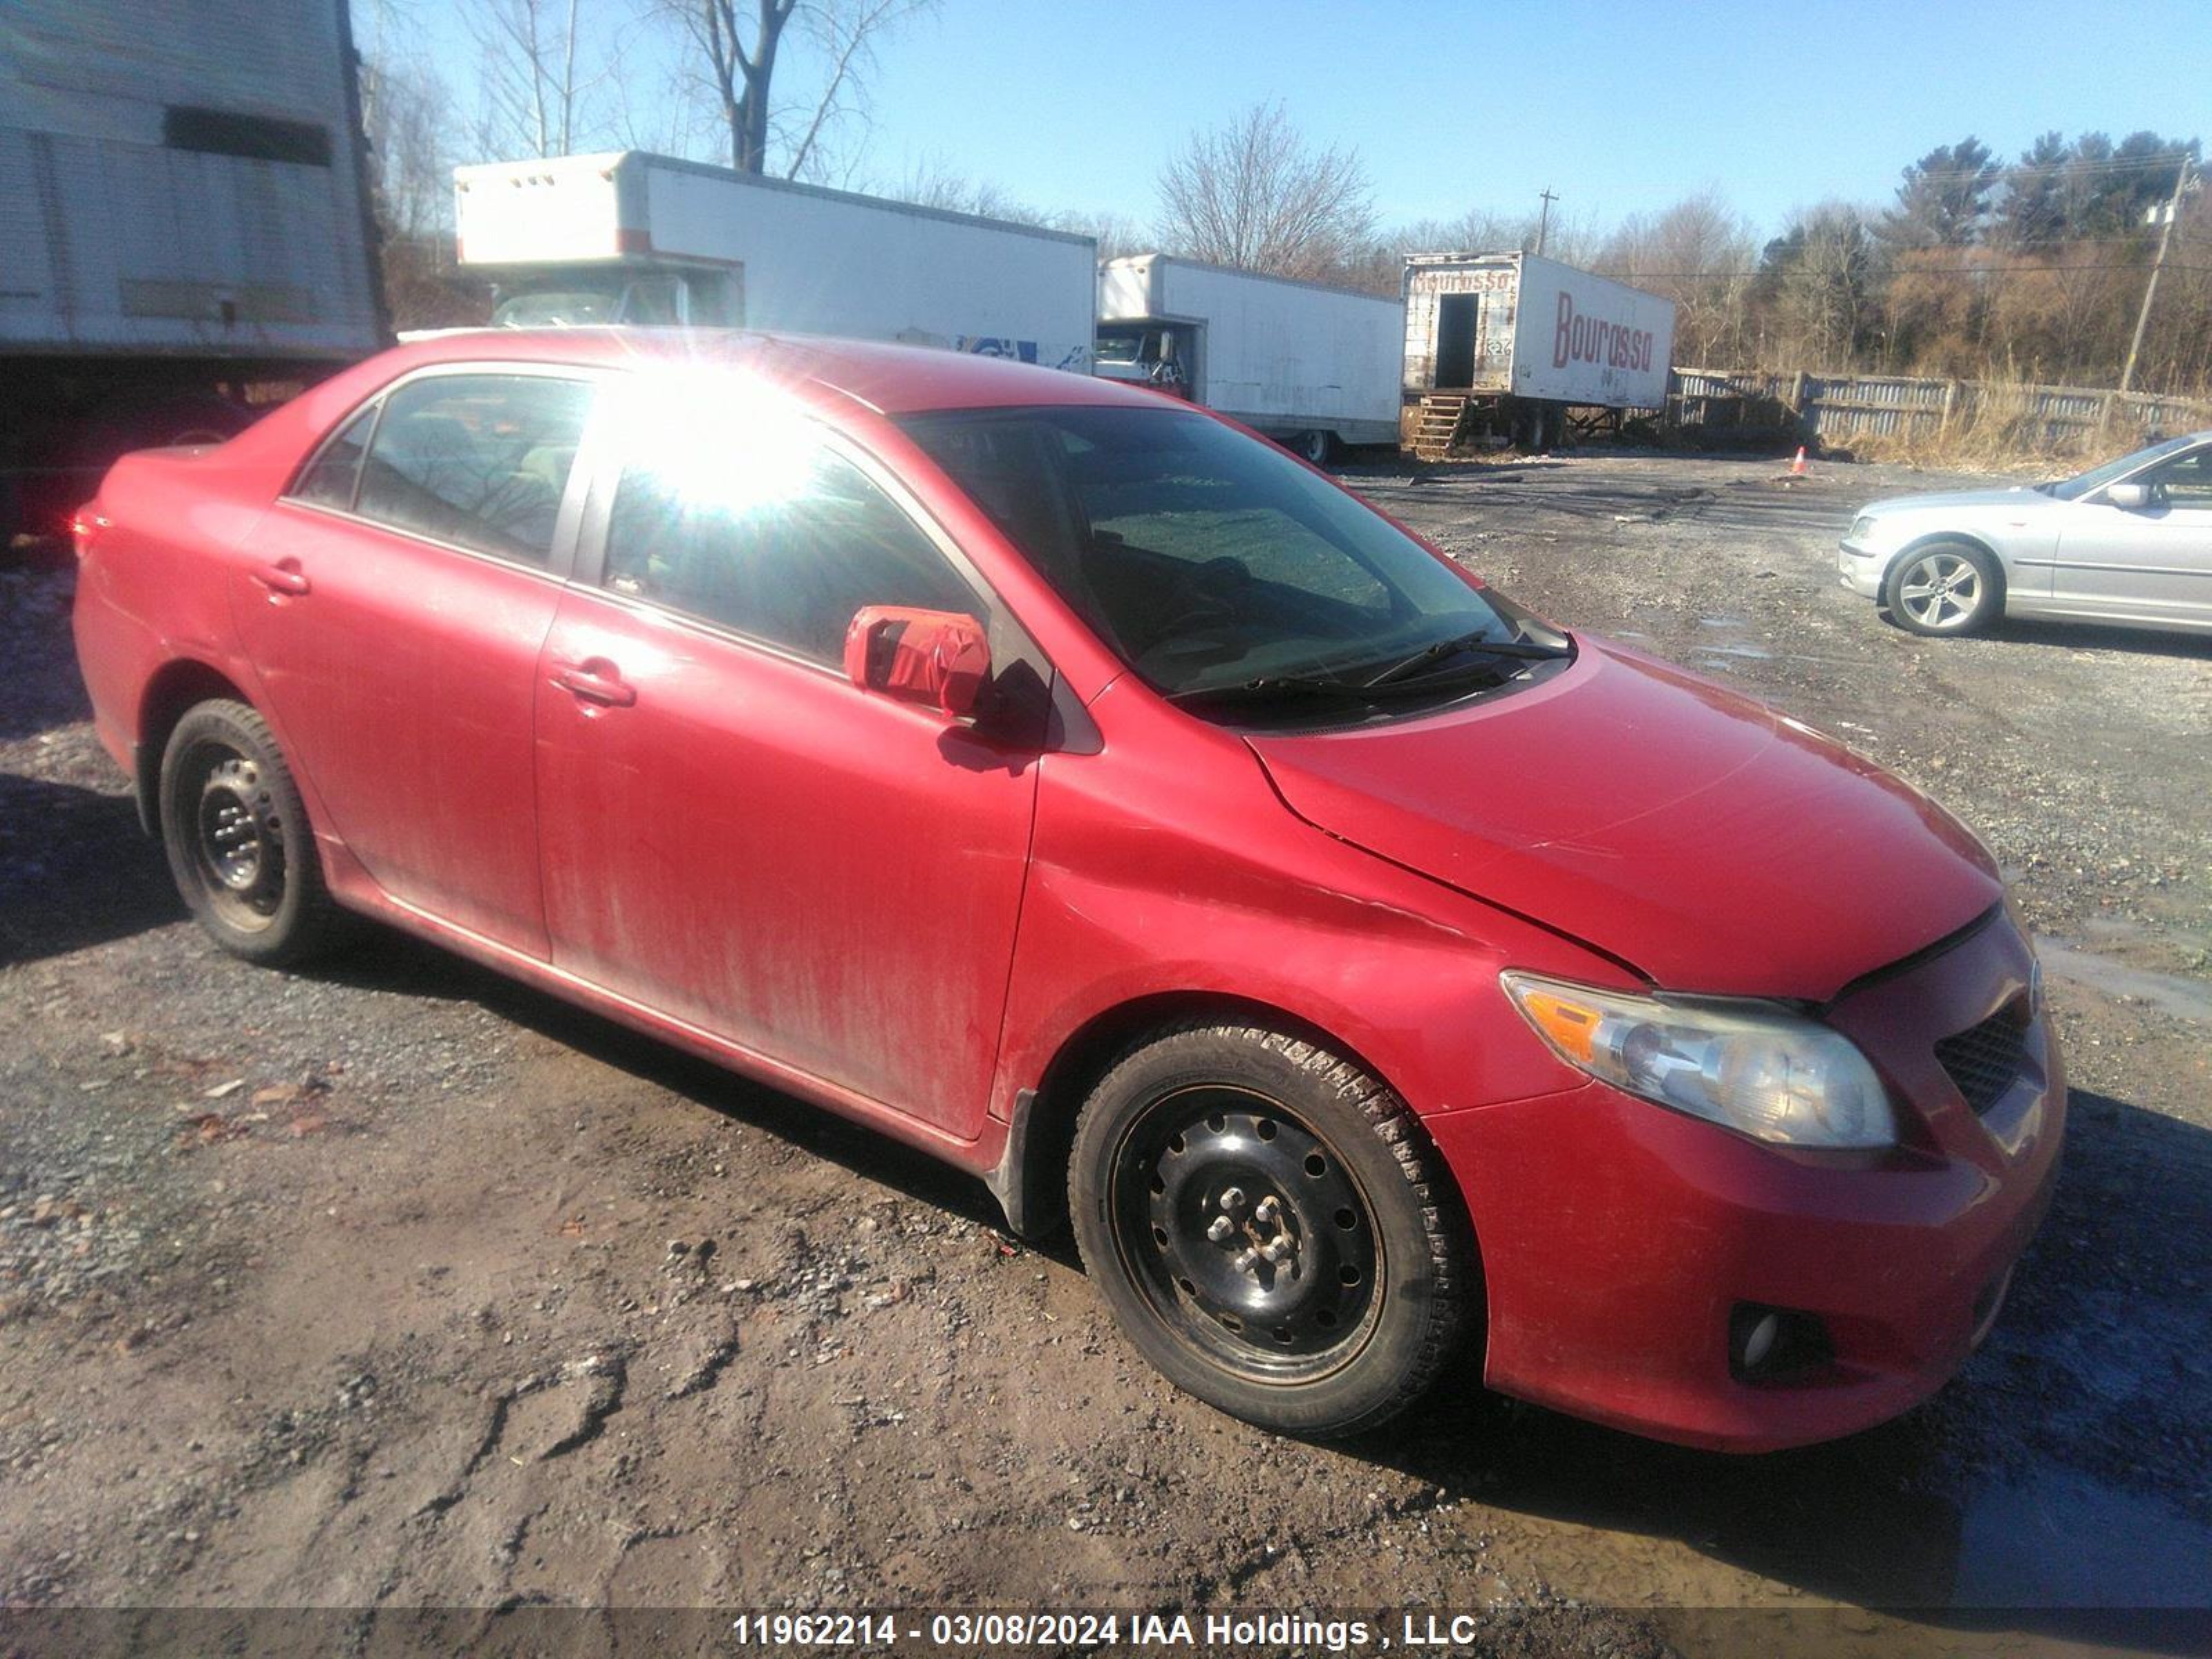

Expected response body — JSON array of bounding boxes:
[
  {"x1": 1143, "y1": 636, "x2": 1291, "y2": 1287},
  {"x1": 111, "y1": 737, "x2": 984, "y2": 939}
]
[{"x1": 290, "y1": 404, "x2": 377, "y2": 510}]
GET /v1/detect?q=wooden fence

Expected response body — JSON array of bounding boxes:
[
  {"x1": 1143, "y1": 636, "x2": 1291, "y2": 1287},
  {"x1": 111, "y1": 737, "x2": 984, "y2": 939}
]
[{"x1": 1665, "y1": 368, "x2": 2212, "y2": 452}]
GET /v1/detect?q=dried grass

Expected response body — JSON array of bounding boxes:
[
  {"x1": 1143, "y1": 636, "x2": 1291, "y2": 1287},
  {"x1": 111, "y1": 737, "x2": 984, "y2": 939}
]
[{"x1": 1839, "y1": 379, "x2": 2186, "y2": 474}]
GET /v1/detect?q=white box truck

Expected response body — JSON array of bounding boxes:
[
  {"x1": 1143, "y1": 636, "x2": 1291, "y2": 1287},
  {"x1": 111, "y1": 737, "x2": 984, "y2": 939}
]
[
  {"x1": 1094, "y1": 254, "x2": 1403, "y2": 462},
  {"x1": 455, "y1": 151, "x2": 1095, "y2": 374},
  {"x1": 1402, "y1": 252, "x2": 1676, "y2": 455},
  {"x1": 0, "y1": 0, "x2": 386, "y2": 538}
]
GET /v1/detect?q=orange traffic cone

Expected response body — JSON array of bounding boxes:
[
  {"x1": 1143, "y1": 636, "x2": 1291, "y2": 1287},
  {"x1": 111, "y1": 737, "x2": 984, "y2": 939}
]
[{"x1": 1790, "y1": 446, "x2": 1809, "y2": 476}]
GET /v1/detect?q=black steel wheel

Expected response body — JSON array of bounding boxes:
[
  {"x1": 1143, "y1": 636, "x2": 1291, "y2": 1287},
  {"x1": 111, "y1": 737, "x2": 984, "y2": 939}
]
[
  {"x1": 1070, "y1": 1024, "x2": 1474, "y2": 1436},
  {"x1": 1115, "y1": 1087, "x2": 1382, "y2": 1381},
  {"x1": 159, "y1": 700, "x2": 336, "y2": 965}
]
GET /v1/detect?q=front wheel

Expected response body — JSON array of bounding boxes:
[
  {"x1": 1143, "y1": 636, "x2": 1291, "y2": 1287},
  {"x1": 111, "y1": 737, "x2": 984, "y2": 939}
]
[
  {"x1": 158, "y1": 700, "x2": 337, "y2": 966},
  {"x1": 1069, "y1": 1024, "x2": 1474, "y2": 1436},
  {"x1": 1884, "y1": 541, "x2": 2003, "y2": 636}
]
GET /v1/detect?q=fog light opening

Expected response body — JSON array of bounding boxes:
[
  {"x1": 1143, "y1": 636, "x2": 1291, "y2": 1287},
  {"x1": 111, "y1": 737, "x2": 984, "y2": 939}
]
[{"x1": 1730, "y1": 1302, "x2": 1835, "y2": 1384}]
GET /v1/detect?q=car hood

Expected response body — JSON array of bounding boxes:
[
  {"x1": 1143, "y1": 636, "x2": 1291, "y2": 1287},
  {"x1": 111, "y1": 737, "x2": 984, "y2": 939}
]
[
  {"x1": 1246, "y1": 639, "x2": 2001, "y2": 1003},
  {"x1": 1860, "y1": 486, "x2": 2040, "y2": 517}
]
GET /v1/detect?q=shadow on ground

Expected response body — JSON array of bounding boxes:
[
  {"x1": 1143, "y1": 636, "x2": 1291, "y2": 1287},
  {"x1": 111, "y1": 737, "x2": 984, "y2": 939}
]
[
  {"x1": 1983, "y1": 616, "x2": 2212, "y2": 660},
  {"x1": 0, "y1": 776, "x2": 179, "y2": 966}
]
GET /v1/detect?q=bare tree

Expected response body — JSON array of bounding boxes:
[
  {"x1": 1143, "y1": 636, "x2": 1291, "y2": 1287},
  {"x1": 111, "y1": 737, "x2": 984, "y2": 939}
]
[
  {"x1": 359, "y1": 53, "x2": 452, "y2": 245},
  {"x1": 882, "y1": 163, "x2": 1138, "y2": 258},
  {"x1": 1055, "y1": 209, "x2": 1143, "y2": 263},
  {"x1": 1154, "y1": 102, "x2": 1376, "y2": 281},
  {"x1": 1596, "y1": 191, "x2": 1759, "y2": 363},
  {"x1": 359, "y1": 50, "x2": 496, "y2": 330},
  {"x1": 1759, "y1": 201, "x2": 1883, "y2": 369},
  {"x1": 464, "y1": 0, "x2": 607, "y2": 158},
  {"x1": 664, "y1": 0, "x2": 931, "y2": 179},
  {"x1": 883, "y1": 158, "x2": 1038, "y2": 221}
]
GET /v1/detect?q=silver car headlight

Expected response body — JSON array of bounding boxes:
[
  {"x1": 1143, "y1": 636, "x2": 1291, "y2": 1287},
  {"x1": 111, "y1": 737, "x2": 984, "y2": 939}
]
[
  {"x1": 1501, "y1": 972, "x2": 1897, "y2": 1149},
  {"x1": 1848, "y1": 513, "x2": 1877, "y2": 542}
]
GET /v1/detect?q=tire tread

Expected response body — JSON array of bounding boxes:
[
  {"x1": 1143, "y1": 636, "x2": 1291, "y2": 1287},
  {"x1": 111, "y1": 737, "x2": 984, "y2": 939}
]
[
  {"x1": 1071, "y1": 1019, "x2": 1472, "y2": 1436},
  {"x1": 160, "y1": 698, "x2": 338, "y2": 967}
]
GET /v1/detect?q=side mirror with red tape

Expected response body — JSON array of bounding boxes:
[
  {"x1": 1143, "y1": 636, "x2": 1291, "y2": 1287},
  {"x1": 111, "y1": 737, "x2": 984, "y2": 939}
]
[{"x1": 843, "y1": 606, "x2": 991, "y2": 718}]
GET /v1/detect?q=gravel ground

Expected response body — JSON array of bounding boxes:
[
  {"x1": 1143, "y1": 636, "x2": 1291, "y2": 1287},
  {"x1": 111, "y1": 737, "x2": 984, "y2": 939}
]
[{"x1": 2, "y1": 453, "x2": 2209, "y2": 1656}]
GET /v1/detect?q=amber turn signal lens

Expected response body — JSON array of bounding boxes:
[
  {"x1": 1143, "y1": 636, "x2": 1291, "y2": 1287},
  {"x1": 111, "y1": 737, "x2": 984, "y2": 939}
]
[{"x1": 1516, "y1": 986, "x2": 1603, "y2": 1065}]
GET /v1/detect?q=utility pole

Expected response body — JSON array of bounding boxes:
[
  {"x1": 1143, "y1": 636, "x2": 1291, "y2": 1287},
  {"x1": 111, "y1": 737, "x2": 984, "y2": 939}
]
[
  {"x1": 1536, "y1": 187, "x2": 1558, "y2": 256},
  {"x1": 2121, "y1": 153, "x2": 2193, "y2": 395}
]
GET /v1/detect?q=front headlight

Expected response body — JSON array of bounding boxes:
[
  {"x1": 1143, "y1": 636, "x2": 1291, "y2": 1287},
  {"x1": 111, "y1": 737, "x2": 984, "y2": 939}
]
[
  {"x1": 1848, "y1": 513, "x2": 1877, "y2": 542},
  {"x1": 1501, "y1": 973, "x2": 1897, "y2": 1149}
]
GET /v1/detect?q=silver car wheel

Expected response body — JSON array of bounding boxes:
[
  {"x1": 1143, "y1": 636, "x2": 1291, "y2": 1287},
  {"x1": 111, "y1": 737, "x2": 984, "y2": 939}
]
[{"x1": 1895, "y1": 550, "x2": 1985, "y2": 631}]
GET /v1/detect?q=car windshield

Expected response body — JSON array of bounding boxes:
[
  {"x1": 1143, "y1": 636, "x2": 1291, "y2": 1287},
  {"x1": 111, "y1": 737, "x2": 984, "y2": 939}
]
[
  {"x1": 899, "y1": 404, "x2": 1556, "y2": 714},
  {"x1": 2044, "y1": 434, "x2": 2196, "y2": 500},
  {"x1": 1094, "y1": 331, "x2": 1144, "y2": 365},
  {"x1": 492, "y1": 290, "x2": 619, "y2": 328}
]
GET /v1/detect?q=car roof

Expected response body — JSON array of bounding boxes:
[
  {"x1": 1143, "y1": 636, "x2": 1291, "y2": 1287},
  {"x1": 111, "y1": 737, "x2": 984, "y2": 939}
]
[{"x1": 371, "y1": 327, "x2": 1161, "y2": 417}]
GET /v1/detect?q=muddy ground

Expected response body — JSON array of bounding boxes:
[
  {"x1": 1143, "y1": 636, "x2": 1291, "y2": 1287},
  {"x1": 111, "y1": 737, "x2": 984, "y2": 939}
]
[{"x1": 2, "y1": 452, "x2": 2209, "y2": 1656}]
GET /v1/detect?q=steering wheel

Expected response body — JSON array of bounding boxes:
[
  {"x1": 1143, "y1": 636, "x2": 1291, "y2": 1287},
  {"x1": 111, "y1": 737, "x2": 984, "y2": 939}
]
[{"x1": 1151, "y1": 559, "x2": 1252, "y2": 641}]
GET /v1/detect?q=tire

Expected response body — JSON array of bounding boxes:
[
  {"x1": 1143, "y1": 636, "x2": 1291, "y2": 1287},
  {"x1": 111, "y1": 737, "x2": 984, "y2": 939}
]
[
  {"x1": 1883, "y1": 539, "x2": 2003, "y2": 637},
  {"x1": 1295, "y1": 429, "x2": 1333, "y2": 467},
  {"x1": 158, "y1": 700, "x2": 337, "y2": 966},
  {"x1": 1068, "y1": 1022, "x2": 1473, "y2": 1437}
]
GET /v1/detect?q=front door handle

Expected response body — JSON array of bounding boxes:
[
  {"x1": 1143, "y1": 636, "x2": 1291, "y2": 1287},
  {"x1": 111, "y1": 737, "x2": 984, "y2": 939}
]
[
  {"x1": 554, "y1": 662, "x2": 637, "y2": 708},
  {"x1": 252, "y1": 560, "x2": 310, "y2": 597}
]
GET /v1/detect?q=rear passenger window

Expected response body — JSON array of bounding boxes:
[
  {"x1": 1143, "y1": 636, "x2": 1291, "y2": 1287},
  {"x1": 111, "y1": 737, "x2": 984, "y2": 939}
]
[
  {"x1": 603, "y1": 438, "x2": 980, "y2": 666},
  {"x1": 292, "y1": 404, "x2": 377, "y2": 509},
  {"x1": 355, "y1": 374, "x2": 591, "y2": 565}
]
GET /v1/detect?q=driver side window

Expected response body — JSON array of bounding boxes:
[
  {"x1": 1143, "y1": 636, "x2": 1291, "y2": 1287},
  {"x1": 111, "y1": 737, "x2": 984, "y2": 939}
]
[{"x1": 2144, "y1": 448, "x2": 2212, "y2": 507}]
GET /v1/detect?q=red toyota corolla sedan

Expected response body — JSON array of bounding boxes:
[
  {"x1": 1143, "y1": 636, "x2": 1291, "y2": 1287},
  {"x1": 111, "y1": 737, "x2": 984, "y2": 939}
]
[{"x1": 72, "y1": 330, "x2": 2063, "y2": 1450}]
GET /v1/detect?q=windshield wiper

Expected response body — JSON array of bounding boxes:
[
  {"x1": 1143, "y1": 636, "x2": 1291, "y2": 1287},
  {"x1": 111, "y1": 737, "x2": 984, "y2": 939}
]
[
  {"x1": 1163, "y1": 673, "x2": 1378, "y2": 708},
  {"x1": 1358, "y1": 630, "x2": 1573, "y2": 689},
  {"x1": 1163, "y1": 661, "x2": 1526, "y2": 710}
]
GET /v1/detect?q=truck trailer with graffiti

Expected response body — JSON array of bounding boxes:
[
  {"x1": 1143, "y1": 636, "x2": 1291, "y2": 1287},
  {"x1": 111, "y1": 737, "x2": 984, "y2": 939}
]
[{"x1": 1401, "y1": 251, "x2": 1676, "y2": 456}]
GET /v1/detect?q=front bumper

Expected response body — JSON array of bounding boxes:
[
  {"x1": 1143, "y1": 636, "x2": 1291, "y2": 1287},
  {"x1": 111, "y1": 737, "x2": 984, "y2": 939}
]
[
  {"x1": 1431, "y1": 913, "x2": 2063, "y2": 1452},
  {"x1": 1837, "y1": 538, "x2": 1886, "y2": 598}
]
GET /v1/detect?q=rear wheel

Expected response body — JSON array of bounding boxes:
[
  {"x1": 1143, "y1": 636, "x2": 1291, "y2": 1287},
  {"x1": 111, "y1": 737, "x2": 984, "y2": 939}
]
[
  {"x1": 1884, "y1": 540, "x2": 2002, "y2": 636},
  {"x1": 1069, "y1": 1023, "x2": 1472, "y2": 1436},
  {"x1": 1295, "y1": 429, "x2": 1334, "y2": 466},
  {"x1": 158, "y1": 700, "x2": 336, "y2": 965}
]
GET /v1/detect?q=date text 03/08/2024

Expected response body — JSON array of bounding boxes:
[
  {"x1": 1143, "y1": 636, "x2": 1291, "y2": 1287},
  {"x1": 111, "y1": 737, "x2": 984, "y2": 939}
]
[{"x1": 729, "y1": 1611, "x2": 1523, "y2": 1650}]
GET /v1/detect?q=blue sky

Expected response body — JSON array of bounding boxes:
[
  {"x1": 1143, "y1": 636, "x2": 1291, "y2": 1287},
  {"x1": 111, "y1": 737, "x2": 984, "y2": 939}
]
[
  {"x1": 853, "y1": 0, "x2": 2206, "y2": 236},
  {"x1": 378, "y1": 0, "x2": 2209, "y2": 242}
]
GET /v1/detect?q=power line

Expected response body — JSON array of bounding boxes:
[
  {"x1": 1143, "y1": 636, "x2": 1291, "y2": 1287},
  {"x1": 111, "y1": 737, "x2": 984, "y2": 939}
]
[
  {"x1": 1596, "y1": 261, "x2": 2212, "y2": 281},
  {"x1": 1886, "y1": 150, "x2": 2197, "y2": 187}
]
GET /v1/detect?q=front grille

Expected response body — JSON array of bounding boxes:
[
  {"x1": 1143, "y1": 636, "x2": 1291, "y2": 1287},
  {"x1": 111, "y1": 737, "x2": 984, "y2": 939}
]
[{"x1": 1936, "y1": 1000, "x2": 2030, "y2": 1114}]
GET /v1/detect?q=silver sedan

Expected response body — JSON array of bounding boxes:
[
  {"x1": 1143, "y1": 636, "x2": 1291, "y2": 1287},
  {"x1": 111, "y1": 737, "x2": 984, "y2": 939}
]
[{"x1": 1837, "y1": 432, "x2": 2212, "y2": 637}]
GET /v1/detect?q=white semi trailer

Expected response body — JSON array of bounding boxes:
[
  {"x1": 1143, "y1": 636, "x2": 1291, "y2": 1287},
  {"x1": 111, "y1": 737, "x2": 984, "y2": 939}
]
[
  {"x1": 1094, "y1": 254, "x2": 1404, "y2": 463},
  {"x1": 0, "y1": 0, "x2": 386, "y2": 537},
  {"x1": 1402, "y1": 252, "x2": 1676, "y2": 455},
  {"x1": 456, "y1": 151, "x2": 1096, "y2": 374}
]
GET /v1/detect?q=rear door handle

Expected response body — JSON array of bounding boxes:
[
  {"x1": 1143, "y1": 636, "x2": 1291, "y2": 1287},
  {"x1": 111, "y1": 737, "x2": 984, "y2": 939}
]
[
  {"x1": 252, "y1": 560, "x2": 310, "y2": 597},
  {"x1": 554, "y1": 662, "x2": 637, "y2": 708}
]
